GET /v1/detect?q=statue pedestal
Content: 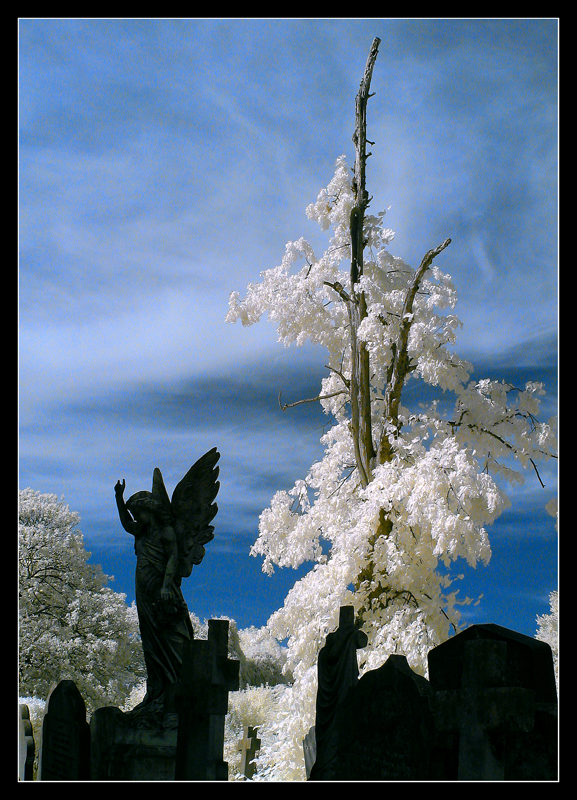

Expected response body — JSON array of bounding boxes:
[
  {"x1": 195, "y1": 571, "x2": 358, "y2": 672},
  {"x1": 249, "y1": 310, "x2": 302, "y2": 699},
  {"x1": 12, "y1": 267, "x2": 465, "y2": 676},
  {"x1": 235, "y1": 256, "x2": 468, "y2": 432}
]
[{"x1": 90, "y1": 706, "x2": 178, "y2": 781}]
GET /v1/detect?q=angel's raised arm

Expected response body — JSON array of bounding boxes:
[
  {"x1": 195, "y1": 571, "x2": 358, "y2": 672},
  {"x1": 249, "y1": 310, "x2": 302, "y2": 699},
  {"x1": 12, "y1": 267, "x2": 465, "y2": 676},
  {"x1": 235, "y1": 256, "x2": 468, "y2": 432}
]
[{"x1": 114, "y1": 479, "x2": 138, "y2": 536}]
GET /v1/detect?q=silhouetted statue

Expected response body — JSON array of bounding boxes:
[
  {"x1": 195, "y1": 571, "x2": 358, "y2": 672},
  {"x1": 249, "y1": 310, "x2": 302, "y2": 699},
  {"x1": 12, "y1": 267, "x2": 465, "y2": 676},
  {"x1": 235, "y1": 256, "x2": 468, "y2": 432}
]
[
  {"x1": 309, "y1": 606, "x2": 367, "y2": 780},
  {"x1": 115, "y1": 448, "x2": 220, "y2": 715}
]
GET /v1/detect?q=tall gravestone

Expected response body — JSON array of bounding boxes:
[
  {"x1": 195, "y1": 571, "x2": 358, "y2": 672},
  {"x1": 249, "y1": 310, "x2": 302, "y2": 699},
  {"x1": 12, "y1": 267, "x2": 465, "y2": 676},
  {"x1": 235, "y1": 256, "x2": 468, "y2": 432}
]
[
  {"x1": 38, "y1": 680, "x2": 90, "y2": 780},
  {"x1": 19, "y1": 704, "x2": 36, "y2": 781},
  {"x1": 428, "y1": 623, "x2": 558, "y2": 781}
]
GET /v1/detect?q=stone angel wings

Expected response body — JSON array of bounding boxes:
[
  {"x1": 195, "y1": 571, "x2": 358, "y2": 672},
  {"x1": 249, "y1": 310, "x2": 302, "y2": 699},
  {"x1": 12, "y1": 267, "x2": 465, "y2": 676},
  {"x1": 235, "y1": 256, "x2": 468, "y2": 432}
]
[{"x1": 151, "y1": 447, "x2": 220, "y2": 578}]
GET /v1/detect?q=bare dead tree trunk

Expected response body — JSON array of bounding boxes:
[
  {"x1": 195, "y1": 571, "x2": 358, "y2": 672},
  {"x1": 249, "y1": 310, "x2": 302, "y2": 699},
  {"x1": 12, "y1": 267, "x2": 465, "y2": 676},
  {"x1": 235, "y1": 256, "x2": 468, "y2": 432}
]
[
  {"x1": 291, "y1": 35, "x2": 452, "y2": 506},
  {"x1": 347, "y1": 36, "x2": 380, "y2": 489},
  {"x1": 340, "y1": 41, "x2": 454, "y2": 607}
]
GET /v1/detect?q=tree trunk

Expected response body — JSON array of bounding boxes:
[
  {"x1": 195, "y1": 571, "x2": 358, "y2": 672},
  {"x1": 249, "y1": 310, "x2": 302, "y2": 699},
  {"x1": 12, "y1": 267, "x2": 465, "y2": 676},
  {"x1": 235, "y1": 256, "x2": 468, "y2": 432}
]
[
  {"x1": 348, "y1": 37, "x2": 380, "y2": 488},
  {"x1": 345, "y1": 40, "x2": 454, "y2": 608}
]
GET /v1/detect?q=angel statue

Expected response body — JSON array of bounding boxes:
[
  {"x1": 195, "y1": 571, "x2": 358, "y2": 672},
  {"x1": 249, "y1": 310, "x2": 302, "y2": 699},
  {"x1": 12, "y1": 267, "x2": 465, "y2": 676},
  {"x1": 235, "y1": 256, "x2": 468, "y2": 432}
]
[{"x1": 114, "y1": 447, "x2": 220, "y2": 715}]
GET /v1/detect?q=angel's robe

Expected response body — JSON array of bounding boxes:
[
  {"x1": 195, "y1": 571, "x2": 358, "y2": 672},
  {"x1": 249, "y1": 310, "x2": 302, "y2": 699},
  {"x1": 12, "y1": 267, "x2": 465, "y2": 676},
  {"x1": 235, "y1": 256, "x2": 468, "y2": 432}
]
[{"x1": 133, "y1": 522, "x2": 191, "y2": 709}]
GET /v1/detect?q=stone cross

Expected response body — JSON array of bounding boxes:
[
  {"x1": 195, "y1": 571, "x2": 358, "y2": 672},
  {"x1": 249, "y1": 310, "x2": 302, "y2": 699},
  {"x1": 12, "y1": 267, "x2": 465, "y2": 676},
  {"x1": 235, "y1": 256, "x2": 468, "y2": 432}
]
[
  {"x1": 429, "y1": 624, "x2": 557, "y2": 780},
  {"x1": 38, "y1": 680, "x2": 90, "y2": 780},
  {"x1": 174, "y1": 618, "x2": 240, "y2": 780},
  {"x1": 238, "y1": 725, "x2": 261, "y2": 779}
]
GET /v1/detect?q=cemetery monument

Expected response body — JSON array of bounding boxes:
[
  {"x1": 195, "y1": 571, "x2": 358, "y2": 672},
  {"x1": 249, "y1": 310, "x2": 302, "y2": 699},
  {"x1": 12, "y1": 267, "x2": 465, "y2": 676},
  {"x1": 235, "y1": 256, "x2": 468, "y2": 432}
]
[
  {"x1": 88, "y1": 447, "x2": 241, "y2": 780},
  {"x1": 114, "y1": 447, "x2": 220, "y2": 715}
]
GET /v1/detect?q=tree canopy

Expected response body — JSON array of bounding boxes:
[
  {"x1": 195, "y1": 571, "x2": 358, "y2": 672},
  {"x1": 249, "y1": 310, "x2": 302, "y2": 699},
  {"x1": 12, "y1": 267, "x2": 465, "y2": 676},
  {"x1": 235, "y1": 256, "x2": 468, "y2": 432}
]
[
  {"x1": 18, "y1": 488, "x2": 145, "y2": 711},
  {"x1": 226, "y1": 39, "x2": 557, "y2": 779}
]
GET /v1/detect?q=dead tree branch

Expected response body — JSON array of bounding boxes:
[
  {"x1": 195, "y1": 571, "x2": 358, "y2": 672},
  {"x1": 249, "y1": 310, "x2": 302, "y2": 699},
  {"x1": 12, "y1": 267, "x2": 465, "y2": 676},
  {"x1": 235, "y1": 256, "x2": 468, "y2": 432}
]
[{"x1": 278, "y1": 390, "x2": 347, "y2": 412}]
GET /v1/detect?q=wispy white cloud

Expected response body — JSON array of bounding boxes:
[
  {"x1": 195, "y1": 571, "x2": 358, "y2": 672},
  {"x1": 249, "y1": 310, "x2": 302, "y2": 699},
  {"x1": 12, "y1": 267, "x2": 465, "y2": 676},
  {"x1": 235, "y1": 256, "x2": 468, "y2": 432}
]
[{"x1": 19, "y1": 18, "x2": 558, "y2": 633}]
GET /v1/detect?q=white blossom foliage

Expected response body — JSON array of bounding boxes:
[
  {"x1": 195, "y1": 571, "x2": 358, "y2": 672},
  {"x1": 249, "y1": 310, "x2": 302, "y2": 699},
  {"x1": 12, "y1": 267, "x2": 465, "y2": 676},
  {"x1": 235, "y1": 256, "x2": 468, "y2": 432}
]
[
  {"x1": 18, "y1": 489, "x2": 144, "y2": 711},
  {"x1": 536, "y1": 589, "x2": 559, "y2": 689},
  {"x1": 226, "y1": 157, "x2": 557, "y2": 779}
]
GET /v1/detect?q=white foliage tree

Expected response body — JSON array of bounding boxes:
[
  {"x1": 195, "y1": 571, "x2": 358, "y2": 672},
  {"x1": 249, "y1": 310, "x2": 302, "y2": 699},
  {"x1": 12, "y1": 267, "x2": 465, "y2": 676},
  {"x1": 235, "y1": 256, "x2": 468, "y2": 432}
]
[
  {"x1": 226, "y1": 39, "x2": 557, "y2": 779},
  {"x1": 536, "y1": 589, "x2": 558, "y2": 688},
  {"x1": 19, "y1": 488, "x2": 145, "y2": 711}
]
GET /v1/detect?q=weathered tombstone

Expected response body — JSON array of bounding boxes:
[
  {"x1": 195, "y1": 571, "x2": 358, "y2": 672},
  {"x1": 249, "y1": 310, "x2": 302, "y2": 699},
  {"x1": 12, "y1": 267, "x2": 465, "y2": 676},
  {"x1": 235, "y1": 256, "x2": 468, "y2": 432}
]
[
  {"x1": 238, "y1": 725, "x2": 261, "y2": 780},
  {"x1": 19, "y1": 704, "x2": 35, "y2": 780},
  {"x1": 174, "y1": 618, "x2": 240, "y2": 780},
  {"x1": 308, "y1": 605, "x2": 367, "y2": 780},
  {"x1": 38, "y1": 680, "x2": 90, "y2": 780},
  {"x1": 333, "y1": 653, "x2": 436, "y2": 780},
  {"x1": 428, "y1": 623, "x2": 558, "y2": 781}
]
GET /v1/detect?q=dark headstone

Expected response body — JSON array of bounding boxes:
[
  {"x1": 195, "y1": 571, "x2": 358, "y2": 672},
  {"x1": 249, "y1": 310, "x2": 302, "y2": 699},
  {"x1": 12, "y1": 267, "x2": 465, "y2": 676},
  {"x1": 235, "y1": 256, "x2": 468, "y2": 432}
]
[
  {"x1": 306, "y1": 618, "x2": 558, "y2": 781},
  {"x1": 19, "y1": 704, "x2": 35, "y2": 780},
  {"x1": 238, "y1": 725, "x2": 261, "y2": 779},
  {"x1": 174, "y1": 618, "x2": 240, "y2": 780},
  {"x1": 38, "y1": 681, "x2": 90, "y2": 780},
  {"x1": 333, "y1": 654, "x2": 436, "y2": 780},
  {"x1": 428, "y1": 623, "x2": 558, "y2": 780},
  {"x1": 308, "y1": 606, "x2": 367, "y2": 780}
]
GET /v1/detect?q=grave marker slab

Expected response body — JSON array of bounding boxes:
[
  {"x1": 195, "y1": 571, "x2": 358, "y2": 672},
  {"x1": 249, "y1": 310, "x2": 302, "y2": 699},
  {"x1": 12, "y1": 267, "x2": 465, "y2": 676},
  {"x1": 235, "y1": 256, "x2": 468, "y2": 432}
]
[
  {"x1": 428, "y1": 623, "x2": 558, "y2": 780},
  {"x1": 333, "y1": 654, "x2": 436, "y2": 780},
  {"x1": 303, "y1": 726, "x2": 316, "y2": 779},
  {"x1": 19, "y1": 704, "x2": 35, "y2": 781},
  {"x1": 38, "y1": 680, "x2": 90, "y2": 780},
  {"x1": 90, "y1": 706, "x2": 178, "y2": 780}
]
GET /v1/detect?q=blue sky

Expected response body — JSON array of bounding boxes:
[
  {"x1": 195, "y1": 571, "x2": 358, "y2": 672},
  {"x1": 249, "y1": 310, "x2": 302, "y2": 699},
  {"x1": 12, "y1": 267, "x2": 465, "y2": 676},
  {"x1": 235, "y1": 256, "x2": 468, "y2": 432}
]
[{"x1": 19, "y1": 18, "x2": 558, "y2": 638}]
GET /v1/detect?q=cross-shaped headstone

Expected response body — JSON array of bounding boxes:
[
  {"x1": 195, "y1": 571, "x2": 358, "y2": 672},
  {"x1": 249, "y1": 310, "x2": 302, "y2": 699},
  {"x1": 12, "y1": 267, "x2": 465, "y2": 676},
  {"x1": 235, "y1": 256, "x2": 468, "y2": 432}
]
[
  {"x1": 309, "y1": 605, "x2": 367, "y2": 780},
  {"x1": 238, "y1": 725, "x2": 261, "y2": 779},
  {"x1": 174, "y1": 618, "x2": 240, "y2": 780},
  {"x1": 429, "y1": 624, "x2": 556, "y2": 780}
]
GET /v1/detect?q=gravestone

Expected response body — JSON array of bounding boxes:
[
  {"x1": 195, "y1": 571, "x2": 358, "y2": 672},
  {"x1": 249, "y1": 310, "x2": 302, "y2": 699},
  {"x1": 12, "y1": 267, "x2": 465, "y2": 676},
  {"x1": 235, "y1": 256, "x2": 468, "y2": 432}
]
[
  {"x1": 19, "y1": 704, "x2": 35, "y2": 780},
  {"x1": 38, "y1": 680, "x2": 90, "y2": 780},
  {"x1": 333, "y1": 654, "x2": 436, "y2": 780},
  {"x1": 174, "y1": 618, "x2": 240, "y2": 780},
  {"x1": 238, "y1": 725, "x2": 261, "y2": 779},
  {"x1": 428, "y1": 623, "x2": 558, "y2": 781},
  {"x1": 308, "y1": 606, "x2": 367, "y2": 779}
]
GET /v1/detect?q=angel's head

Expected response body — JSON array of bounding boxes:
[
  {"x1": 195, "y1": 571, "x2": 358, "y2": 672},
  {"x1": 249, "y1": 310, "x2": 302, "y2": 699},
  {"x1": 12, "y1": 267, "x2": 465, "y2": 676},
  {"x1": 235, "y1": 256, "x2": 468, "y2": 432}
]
[{"x1": 126, "y1": 491, "x2": 171, "y2": 527}]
